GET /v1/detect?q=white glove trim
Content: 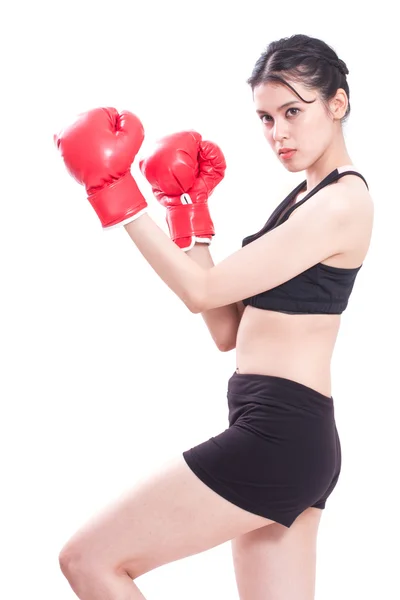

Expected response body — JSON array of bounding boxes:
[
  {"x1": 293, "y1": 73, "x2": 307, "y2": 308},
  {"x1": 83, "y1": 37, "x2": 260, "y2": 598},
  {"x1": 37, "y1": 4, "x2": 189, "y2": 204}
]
[{"x1": 103, "y1": 207, "x2": 148, "y2": 230}]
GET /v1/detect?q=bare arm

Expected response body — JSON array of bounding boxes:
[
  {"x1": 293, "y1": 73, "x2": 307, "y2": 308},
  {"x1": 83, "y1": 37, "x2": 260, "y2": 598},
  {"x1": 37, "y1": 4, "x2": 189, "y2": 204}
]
[
  {"x1": 124, "y1": 191, "x2": 346, "y2": 314},
  {"x1": 186, "y1": 244, "x2": 244, "y2": 352}
]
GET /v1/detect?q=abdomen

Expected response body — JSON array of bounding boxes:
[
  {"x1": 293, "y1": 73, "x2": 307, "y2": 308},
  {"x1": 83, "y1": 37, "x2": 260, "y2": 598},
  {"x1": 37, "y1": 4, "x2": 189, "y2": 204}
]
[{"x1": 235, "y1": 306, "x2": 341, "y2": 397}]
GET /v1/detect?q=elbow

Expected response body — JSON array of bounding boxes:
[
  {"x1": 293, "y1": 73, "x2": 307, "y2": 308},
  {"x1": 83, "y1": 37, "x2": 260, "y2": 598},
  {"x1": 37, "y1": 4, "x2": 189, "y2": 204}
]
[
  {"x1": 187, "y1": 277, "x2": 208, "y2": 314},
  {"x1": 217, "y1": 341, "x2": 236, "y2": 352},
  {"x1": 182, "y1": 284, "x2": 205, "y2": 314},
  {"x1": 214, "y1": 331, "x2": 236, "y2": 352},
  {"x1": 187, "y1": 299, "x2": 204, "y2": 314}
]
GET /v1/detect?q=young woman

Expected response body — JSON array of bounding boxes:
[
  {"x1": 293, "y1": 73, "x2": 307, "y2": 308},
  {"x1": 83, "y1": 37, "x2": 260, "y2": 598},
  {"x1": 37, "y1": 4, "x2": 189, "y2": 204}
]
[{"x1": 55, "y1": 34, "x2": 374, "y2": 600}]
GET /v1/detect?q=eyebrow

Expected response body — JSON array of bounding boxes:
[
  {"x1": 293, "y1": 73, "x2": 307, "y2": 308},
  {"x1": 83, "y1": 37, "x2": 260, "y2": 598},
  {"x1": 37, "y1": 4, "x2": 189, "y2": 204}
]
[{"x1": 256, "y1": 100, "x2": 302, "y2": 115}]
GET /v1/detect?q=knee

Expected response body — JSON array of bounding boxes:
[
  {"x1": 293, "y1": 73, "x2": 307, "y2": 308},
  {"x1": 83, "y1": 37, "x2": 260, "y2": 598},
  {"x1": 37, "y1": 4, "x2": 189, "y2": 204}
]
[
  {"x1": 59, "y1": 546, "x2": 75, "y2": 576},
  {"x1": 59, "y1": 545, "x2": 107, "y2": 599},
  {"x1": 58, "y1": 544, "x2": 87, "y2": 580}
]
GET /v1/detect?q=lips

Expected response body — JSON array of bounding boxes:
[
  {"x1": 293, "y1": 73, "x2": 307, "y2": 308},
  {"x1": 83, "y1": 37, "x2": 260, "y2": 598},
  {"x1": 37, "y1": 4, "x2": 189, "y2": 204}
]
[
  {"x1": 279, "y1": 149, "x2": 296, "y2": 160},
  {"x1": 279, "y1": 148, "x2": 296, "y2": 155}
]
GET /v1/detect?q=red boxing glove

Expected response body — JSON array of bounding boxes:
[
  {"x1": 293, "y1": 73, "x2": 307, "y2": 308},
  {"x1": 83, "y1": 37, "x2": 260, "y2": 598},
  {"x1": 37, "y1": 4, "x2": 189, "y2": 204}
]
[
  {"x1": 139, "y1": 131, "x2": 226, "y2": 250},
  {"x1": 54, "y1": 107, "x2": 148, "y2": 228}
]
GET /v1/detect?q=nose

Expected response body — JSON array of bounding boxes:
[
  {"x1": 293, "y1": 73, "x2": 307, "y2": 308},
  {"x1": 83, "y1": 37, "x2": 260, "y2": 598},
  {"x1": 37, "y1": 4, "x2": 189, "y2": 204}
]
[{"x1": 272, "y1": 118, "x2": 289, "y2": 143}]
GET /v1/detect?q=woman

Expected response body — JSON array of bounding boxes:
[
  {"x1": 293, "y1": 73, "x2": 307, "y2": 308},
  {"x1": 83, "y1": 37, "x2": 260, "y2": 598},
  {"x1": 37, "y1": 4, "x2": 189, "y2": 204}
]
[{"x1": 56, "y1": 34, "x2": 374, "y2": 600}]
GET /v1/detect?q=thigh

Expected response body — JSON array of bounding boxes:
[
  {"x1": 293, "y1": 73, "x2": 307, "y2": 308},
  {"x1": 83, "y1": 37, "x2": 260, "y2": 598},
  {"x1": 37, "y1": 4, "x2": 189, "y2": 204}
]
[
  {"x1": 231, "y1": 506, "x2": 323, "y2": 600},
  {"x1": 59, "y1": 454, "x2": 275, "y2": 580}
]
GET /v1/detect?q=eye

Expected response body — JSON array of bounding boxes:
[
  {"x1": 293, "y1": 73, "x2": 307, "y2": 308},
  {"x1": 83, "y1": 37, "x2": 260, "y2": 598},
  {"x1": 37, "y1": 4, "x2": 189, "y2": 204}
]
[{"x1": 260, "y1": 107, "x2": 300, "y2": 124}]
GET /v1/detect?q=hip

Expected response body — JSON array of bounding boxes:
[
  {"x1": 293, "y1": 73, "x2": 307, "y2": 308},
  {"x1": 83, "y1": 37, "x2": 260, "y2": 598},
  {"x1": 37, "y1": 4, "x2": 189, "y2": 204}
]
[
  {"x1": 226, "y1": 371, "x2": 339, "y2": 476},
  {"x1": 234, "y1": 361, "x2": 332, "y2": 398}
]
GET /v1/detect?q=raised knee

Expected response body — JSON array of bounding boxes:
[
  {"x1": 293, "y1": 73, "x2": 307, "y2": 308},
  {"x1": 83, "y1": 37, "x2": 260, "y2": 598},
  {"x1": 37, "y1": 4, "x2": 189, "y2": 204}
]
[
  {"x1": 58, "y1": 545, "x2": 87, "y2": 579},
  {"x1": 59, "y1": 548, "x2": 74, "y2": 576}
]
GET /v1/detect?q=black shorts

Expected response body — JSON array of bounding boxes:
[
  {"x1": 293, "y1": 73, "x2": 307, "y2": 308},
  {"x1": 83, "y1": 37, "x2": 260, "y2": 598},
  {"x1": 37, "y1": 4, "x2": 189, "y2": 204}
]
[{"x1": 182, "y1": 371, "x2": 341, "y2": 528}]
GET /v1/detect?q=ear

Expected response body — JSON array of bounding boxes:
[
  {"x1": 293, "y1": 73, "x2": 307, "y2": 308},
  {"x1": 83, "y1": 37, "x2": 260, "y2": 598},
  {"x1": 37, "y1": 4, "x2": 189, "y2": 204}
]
[{"x1": 329, "y1": 88, "x2": 348, "y2": 120}]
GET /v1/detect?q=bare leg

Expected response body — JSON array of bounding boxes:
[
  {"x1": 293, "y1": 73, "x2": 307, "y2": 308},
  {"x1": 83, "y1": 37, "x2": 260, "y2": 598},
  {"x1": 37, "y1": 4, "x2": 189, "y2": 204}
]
[
  {"x1": 231, "y1": 507, "x2": 322, "y2": 599},
  {"x1": 62, "y1": 567, "x2": 147, "y2": 599},
  {"x1": 59, "y1": 455, "x2": 276, "y2": 599}
]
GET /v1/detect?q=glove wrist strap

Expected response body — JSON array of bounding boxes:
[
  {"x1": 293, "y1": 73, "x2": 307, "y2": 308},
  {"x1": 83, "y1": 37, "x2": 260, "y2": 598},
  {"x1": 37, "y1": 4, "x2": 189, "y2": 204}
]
[
  {"x1": 88, "y1": 172, "x2": 147, "y2": 228},
  {"x1": 166, "y1": 202, "x2": 215, "y2": 242}
]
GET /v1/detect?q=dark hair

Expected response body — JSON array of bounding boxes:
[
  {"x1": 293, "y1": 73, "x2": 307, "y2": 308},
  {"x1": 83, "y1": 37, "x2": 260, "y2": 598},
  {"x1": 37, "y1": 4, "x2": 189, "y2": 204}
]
[{"x1": 247, "y1": 34, "x2": 350, "y2": 123}]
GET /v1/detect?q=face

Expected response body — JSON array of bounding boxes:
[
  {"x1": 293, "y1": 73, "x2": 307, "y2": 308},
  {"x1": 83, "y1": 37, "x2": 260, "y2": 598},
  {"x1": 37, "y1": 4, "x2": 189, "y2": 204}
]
[{"x1": 253, "y1": 79, "x2": 341, "y2": 172}]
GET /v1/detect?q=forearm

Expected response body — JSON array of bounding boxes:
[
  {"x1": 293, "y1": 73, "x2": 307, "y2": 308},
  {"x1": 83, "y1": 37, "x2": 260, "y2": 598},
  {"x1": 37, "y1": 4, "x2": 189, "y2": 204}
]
[
  {"x1": 124, "y1": 213, "x2": 206, "y2": 313},
  {"x1": 186, "y1": 244, "x2": 241, "y2": 350}
]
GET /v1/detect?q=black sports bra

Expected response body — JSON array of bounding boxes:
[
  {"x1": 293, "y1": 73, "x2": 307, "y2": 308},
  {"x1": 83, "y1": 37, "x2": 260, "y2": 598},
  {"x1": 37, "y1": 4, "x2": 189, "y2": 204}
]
[{"x1": 241, "y1": 168, "x2": 369, "y2": 315}]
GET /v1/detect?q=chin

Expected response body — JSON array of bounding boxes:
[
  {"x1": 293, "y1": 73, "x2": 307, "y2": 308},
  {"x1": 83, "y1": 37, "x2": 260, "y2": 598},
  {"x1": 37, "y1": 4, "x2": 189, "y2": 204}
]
[
  {"x1": 279, "y1": 153, "x2": 315, "y2": 174},
  {"x1": 282, "y1": 163, "x2": 303, "y2": 173},
  {"x1": 279, "y1": 159, "x2": 304, "y2": 173}
]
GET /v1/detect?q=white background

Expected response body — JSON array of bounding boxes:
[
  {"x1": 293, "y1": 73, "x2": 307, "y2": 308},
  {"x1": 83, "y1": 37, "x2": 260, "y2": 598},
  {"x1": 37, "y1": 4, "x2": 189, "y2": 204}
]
[{"x1": 1, "y1": 1, "x2": 398, "y2": 598}]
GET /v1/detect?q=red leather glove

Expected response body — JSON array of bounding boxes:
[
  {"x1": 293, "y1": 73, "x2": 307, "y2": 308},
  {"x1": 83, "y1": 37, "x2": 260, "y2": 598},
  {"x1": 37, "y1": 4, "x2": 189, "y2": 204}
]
[
  {"x1": 54, "y1": 107, "x2": 147, "y2": 228},
  {"x1": 139, "y1": 131, "x2": 226, "y2": 250}
]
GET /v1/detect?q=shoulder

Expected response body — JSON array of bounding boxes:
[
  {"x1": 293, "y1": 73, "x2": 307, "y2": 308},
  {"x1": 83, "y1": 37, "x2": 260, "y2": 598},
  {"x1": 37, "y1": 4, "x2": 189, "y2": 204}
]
[
  {"x1": 291, "y1": 170, "x2": 373, "y2": 223},
  {"x1": 285, "y1": 170, "x2": 374, "y2": 258},
  {"x1": 332, "y1": 171, "x2": 374, "y2": 227},
  {"x1": 316, "y1": 171, "x2": 374, "y2": 254}
]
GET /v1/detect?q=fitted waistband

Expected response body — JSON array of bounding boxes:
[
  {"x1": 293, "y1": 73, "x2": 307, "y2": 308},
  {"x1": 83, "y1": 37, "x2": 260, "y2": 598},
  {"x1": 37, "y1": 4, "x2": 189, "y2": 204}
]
[{"x1": 228, "y1": 371, "x2": 334, "y2": 411}]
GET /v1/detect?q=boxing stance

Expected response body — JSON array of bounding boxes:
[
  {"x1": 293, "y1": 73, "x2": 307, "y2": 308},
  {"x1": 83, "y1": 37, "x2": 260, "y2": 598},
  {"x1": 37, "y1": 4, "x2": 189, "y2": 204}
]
[{"x1": 54, "y1": 33, "x2": 374, "y2": 600}]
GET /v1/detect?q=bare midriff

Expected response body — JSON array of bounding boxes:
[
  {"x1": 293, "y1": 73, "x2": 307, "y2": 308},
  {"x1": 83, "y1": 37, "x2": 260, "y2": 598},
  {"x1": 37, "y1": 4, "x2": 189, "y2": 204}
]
[{"x1": 235, "y1": 306, "x2": 341, "y2": 398}]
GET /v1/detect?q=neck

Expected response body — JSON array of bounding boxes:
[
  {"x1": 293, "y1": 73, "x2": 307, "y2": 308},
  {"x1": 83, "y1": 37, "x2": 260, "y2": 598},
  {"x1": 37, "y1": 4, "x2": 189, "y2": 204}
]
[{"x1": 304, "y1": 133, "x2": 353, "y2": 193}]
